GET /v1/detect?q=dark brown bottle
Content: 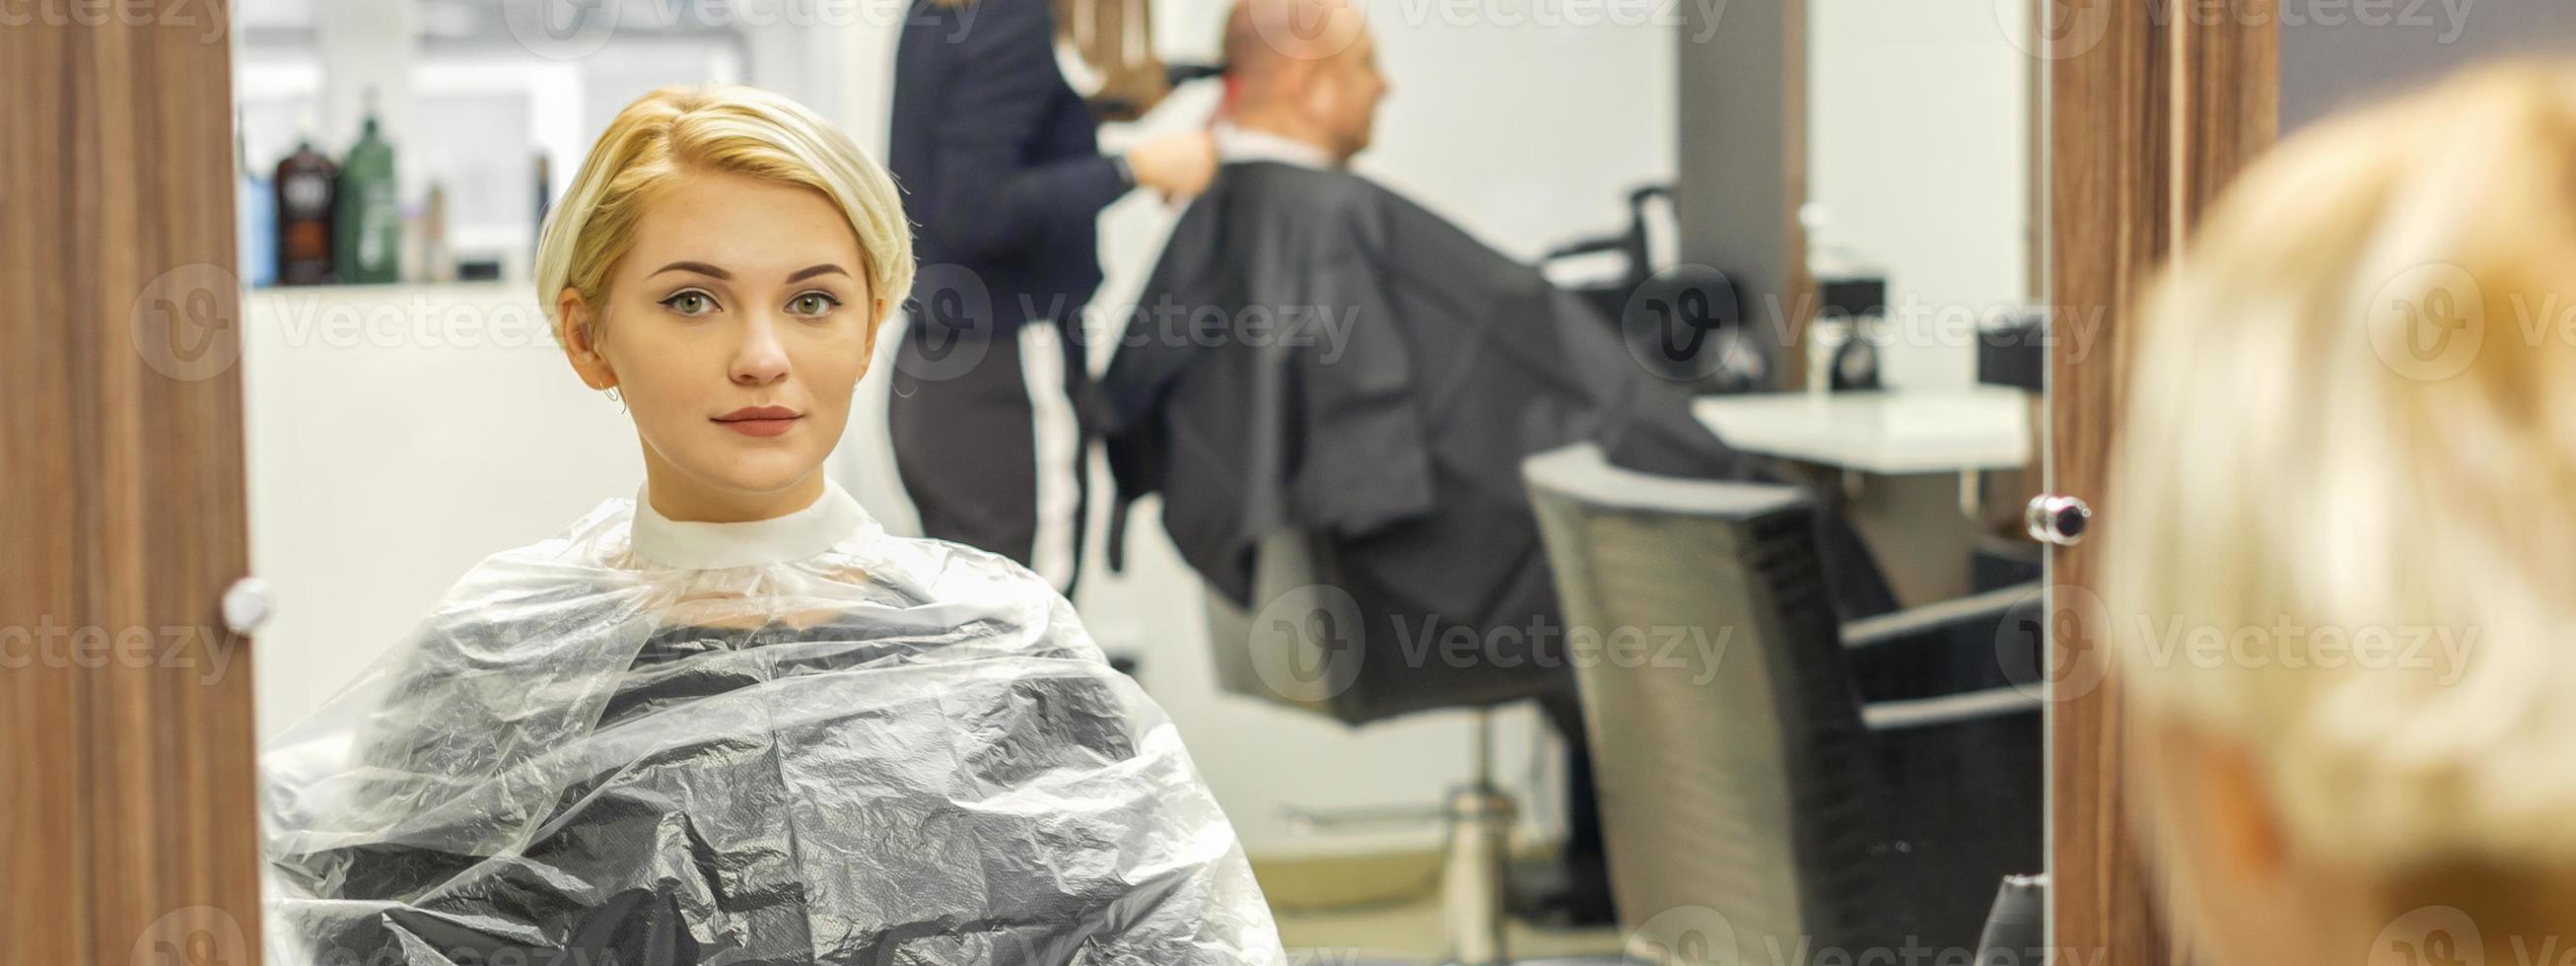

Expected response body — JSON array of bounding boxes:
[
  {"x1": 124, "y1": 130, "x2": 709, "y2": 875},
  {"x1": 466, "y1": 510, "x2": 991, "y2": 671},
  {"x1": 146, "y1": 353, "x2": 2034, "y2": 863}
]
[{"x1": 273, "y1": 136, "x2": 339, "y2": 285}]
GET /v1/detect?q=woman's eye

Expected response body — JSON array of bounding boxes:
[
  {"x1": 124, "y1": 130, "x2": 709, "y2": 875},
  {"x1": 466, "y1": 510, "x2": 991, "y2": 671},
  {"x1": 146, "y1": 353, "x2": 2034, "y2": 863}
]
[
  {"x1": 789, "y1": 292, "x2": 842, "y2": 317},
  {"x1": 661, "y1": 291, "x2": 718, "y2": 316}
]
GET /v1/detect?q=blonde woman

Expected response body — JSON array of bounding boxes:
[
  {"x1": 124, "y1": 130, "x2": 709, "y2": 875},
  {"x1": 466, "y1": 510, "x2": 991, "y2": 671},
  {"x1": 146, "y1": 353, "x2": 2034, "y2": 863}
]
[
  {"x1": 259, "y1": 86, "x2": 1282, "y2": 966},
  {"x1": 2107, "y1": 62, "x2": 2576, "y2": 966}
]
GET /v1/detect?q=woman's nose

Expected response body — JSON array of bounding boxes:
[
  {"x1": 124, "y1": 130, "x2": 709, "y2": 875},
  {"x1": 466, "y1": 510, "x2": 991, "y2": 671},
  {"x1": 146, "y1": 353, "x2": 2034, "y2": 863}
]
[{"x1": 730, "y1": 314, "x2": 793, "y2": 385}]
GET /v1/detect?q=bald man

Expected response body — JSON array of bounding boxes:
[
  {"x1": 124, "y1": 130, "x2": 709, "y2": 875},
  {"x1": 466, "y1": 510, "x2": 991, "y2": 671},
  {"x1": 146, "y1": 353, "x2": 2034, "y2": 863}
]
[
  {"x1": 1210, "y1": 0, "x2": 1389, "y2": 167},
  {"x1": 1093, "y1": 0, "x2": 1898, "y2": 932}
]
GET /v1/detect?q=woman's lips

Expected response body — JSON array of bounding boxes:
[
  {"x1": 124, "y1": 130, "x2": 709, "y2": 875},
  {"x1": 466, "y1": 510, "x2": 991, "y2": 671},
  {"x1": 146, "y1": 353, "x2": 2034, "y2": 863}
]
[
  {"x1": 718, "y1": 417, "x2": 799, "y2": 438},
  {"x1": 715, "y1": 406, "x2": 801, "y2": 438}
]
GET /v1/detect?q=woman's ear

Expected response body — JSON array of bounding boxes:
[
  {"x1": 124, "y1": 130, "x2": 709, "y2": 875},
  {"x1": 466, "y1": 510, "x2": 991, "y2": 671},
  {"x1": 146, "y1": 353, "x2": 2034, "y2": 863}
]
[
  {"x1": 2192, "y1": 724, "x2": 2287, "y2": 879},
  {"x1": 557, "y1": 287, "x2": 618, "y2": 391},
  {"x1": 2145, "y1": 711, "x2": 2289, "y2": 887},
  {"x1": 853, "y1": 295, "x2": 893, "y2": 376}
]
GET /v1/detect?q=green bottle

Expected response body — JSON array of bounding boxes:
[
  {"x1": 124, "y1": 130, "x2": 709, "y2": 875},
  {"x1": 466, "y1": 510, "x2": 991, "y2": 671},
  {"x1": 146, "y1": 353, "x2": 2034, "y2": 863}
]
[{"x1": 333, "y1": 89, "x2": 401, "y2": 284}]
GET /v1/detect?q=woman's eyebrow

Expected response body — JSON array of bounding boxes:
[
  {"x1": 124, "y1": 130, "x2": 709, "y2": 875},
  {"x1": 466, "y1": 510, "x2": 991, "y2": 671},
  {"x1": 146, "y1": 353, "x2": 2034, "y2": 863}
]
[
  {"x1": 786, "y1": 264, "x2": 850, "y2": 283},
  {"x1": 650, "y1": 261, "x2": 731, "y2": 280}
]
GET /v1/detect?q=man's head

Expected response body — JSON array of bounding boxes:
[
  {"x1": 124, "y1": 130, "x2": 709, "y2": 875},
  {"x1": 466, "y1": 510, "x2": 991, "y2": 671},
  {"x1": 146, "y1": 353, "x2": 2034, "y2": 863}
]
[{"x1": 1220, "y1": 0, "x2": 1389, "y2": 164}]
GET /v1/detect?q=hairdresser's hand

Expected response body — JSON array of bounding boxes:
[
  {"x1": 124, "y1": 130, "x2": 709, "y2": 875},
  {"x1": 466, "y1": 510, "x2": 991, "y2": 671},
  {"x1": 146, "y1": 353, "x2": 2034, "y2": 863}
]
[{"x1": 1126, "y1": 131, "x2": 1219, "y2": 201}]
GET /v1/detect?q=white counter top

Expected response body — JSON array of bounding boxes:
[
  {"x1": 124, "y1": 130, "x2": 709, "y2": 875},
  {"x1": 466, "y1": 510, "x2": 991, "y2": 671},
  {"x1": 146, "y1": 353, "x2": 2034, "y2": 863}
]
[{"x1": 1691, "y1": 386, "x2": 2034, "y2": 474}]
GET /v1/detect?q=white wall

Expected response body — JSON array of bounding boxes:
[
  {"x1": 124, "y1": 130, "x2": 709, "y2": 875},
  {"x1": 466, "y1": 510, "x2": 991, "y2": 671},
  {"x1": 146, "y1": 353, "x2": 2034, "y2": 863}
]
[
  {"x1": 244, "y1": 0, "x2": 1676, "y2": 858},
  {"x1": 1807, "y1": 0, "x2": 2034, "y2": 389},
  {"x1": 244, "y1": 284, "x2": 641, "y2": 735}
]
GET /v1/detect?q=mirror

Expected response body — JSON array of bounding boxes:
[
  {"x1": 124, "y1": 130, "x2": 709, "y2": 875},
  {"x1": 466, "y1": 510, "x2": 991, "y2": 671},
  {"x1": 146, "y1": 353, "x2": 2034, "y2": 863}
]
[{"x1": 229, "y1": 0, "x2": 2054, "y2": 962}]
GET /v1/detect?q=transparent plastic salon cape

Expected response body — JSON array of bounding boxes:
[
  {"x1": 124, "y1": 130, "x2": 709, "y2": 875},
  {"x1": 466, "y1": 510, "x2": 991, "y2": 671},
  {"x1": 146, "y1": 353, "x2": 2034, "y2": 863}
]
[{"x1": 260, "y1": 481, "x2": 1285, "y2": 966}]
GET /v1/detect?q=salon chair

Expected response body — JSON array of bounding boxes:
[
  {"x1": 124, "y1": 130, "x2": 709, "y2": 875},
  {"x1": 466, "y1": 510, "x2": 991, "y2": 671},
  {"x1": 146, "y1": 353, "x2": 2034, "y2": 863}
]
[
  {"x1": 1204, "y1": 533, "x2": 1619, "y2": 966},
  {"x1": 1540, "y1": 184, "x2": 1770, "y2": 396},
  {"x1": 1522, "y1": 443, "x2": 2046, "y2": 962}
]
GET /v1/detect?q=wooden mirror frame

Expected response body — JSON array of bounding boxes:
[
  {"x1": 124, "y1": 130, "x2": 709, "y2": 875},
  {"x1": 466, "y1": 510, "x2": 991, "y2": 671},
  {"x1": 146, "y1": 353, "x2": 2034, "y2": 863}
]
[
  {"x1": 2049, "y1": 3, "x2": 2277, "y2": 964},
  {"x1": 3, "y1": 7, "x2": 264, "y2": 965},
  {"x1": 1, "y1": 3, "x2": 2283, "y2": 963}
]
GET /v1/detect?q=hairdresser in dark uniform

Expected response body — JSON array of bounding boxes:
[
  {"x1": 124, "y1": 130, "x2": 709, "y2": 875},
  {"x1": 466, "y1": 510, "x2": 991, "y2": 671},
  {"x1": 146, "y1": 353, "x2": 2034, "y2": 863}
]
[{"x1": 888, "y1": 0, "x2": 1216, "y2": 594}]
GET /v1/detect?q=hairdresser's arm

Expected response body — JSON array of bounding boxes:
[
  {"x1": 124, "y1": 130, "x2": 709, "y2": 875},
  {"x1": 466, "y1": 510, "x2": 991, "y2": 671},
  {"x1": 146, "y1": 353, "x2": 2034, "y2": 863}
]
[{"x1": 924, "y1": 0, "x2": 1213, "y2": 260}]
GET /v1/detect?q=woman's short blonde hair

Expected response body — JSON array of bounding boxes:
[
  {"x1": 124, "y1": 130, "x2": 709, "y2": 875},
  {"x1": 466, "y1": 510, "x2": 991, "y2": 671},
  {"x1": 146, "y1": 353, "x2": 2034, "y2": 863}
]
[
  {"x1": 534, "y1": 85, "x2": 915, "y2": 342},
  {"x1": 2107, "y1": 61, "x2": 2576, "y2": 868}
]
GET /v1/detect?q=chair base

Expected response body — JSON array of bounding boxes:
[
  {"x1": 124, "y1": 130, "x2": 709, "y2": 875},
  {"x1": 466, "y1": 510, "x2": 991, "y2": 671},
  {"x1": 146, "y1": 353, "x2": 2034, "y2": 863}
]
[{"x1": 1439, "y1": 782, "x2": 1516, "y2": 964}]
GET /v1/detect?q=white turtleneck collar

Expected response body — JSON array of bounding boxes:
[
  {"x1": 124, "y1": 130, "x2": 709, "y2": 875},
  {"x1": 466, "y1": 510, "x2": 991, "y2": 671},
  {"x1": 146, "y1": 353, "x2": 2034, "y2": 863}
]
[
  {"x1": 1214, "y1": 121, "x2": 1339, "y2": 171},
  {"x1": 629, "y1": 477, "x2": 874, "y2": 570}
]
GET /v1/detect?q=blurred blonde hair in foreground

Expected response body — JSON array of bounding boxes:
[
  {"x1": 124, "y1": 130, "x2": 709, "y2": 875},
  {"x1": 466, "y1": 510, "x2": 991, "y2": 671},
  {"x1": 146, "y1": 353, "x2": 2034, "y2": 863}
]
[
  {"x1": 2106, "y1": 58, "x2": 2576, "y2": 947},
  {"x1": 533, "y1": 85, "x2": 916, "y2": 344}
]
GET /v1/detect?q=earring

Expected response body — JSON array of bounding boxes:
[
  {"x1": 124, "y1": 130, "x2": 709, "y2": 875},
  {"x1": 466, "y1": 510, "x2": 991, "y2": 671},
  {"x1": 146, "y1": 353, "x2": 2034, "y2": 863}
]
[{"x1": 604, "y1": 387, "x2": 625, "y2": 414}]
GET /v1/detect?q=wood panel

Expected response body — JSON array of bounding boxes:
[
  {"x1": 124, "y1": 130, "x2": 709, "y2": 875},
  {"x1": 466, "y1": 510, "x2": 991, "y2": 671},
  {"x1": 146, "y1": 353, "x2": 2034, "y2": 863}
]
[
  {"x1": 2048, "y1": 1, "x2": 2274, "y2": 964},
  {"x1": 2048, "y1": 5, "x2": 2169, "y2": 959},
  {"x1": 2174, "y1": 5, "x2": 2282, "y2": 238},
  {"x1": 0, "y1": 6, "x2": 262, "y2": 966}
]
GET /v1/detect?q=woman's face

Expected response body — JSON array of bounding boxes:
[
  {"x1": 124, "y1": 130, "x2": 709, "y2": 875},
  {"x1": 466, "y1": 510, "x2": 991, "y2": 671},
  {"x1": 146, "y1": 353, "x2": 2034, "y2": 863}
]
[{"x1": 558, "y1": 169, "x2": 882, "y2": 516}]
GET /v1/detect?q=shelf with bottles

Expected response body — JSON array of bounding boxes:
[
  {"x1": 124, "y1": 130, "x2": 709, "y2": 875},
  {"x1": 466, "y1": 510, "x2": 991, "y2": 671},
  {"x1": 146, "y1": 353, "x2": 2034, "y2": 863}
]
[{"x1": 242, "y1": 89, "x2": 547, "y2": 292}]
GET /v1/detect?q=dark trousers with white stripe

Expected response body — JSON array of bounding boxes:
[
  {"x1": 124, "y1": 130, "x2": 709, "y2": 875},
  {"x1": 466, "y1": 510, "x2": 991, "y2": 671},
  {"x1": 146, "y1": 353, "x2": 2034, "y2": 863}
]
[{"x1": 887, "y1": 314, "x2": 1090, "y2": 596}]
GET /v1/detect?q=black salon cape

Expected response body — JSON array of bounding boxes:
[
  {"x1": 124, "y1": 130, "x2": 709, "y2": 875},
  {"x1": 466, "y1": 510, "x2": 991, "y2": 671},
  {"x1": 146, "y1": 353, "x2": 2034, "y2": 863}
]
[{"x1": 1092, "y1": 162, "x2": 1896, "y2": 723}]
